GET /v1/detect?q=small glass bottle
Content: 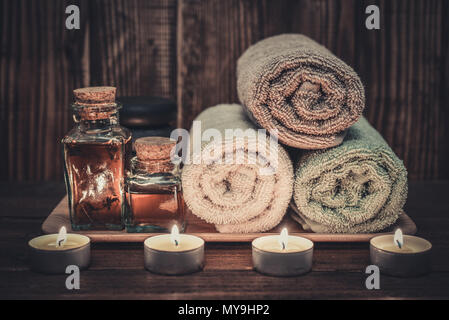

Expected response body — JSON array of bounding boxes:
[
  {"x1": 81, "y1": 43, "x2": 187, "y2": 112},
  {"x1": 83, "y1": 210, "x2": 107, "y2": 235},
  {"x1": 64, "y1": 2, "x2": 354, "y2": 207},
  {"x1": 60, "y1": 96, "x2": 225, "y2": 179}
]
[
  {"x1": 62, "y1": 87, "x2": 132, "y2": 230},
  {"x1": 125, "y1": 137, "x2": 185, "y2": 233}
]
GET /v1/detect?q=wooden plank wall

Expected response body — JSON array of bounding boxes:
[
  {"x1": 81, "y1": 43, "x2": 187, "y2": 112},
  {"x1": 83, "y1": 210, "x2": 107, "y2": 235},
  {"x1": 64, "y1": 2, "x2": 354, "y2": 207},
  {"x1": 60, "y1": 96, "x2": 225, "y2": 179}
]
[
  {"x1": 0, "y1": 0, "x2": 177, "y2": 181},
  {"x1": 0, "y1": 0, "x2": 448, "y2": 181},
  {"x1": 177, "y1": 0, "x2": 449, "y2": 181}
]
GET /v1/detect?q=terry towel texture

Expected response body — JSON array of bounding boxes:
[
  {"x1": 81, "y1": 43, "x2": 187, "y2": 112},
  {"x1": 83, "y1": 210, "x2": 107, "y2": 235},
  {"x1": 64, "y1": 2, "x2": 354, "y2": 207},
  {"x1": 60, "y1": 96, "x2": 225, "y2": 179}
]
[
  {"x1": 292, "y1": 117, "x2": 408, "y2": 233},
  {"x1": 237, "y1": 34, "x2": 365, "y2": 149},
  {"x1": 182, "y1": 104, "x2": 293, "y2": 233}
]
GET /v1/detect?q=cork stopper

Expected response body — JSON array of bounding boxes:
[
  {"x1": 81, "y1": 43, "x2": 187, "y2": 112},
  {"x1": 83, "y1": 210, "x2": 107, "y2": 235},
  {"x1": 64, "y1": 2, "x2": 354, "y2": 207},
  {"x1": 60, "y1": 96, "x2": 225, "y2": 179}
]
[
  {"x1": 74, "y1": 86, "x2": 116, "y2": 104},
  {"x1": 73, "y1": 86, "x2": 118, "y2": 120},
  {"x1": 135, "y1": 137, "x2": 176, "y2": 161},
  {"x1": 134, "y1": 137, "x2": 177, "y2": 174}
]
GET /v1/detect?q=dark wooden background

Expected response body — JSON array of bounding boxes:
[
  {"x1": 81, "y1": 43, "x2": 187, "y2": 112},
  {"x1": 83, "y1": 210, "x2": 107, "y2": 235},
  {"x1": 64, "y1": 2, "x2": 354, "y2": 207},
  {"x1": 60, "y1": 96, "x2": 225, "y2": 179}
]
[{"x1": 1, "y1": 0, "x2": 448, "y2": 181}]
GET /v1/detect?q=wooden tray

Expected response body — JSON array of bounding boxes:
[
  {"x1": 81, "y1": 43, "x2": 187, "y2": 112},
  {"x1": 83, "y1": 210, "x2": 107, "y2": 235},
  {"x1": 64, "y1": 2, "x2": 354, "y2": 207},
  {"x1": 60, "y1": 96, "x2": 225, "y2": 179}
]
[{"x1": 42, "y1": 196, "x2": 417, "y2": 243}]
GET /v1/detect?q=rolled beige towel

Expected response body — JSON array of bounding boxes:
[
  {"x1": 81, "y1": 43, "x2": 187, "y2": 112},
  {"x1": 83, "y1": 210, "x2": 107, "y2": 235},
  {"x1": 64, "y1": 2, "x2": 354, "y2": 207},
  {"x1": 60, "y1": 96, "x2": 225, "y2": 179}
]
[
  {"x1": 182, "y1": 104, "x2": 293, "y2": 233},
  {"x1": 292, "y1": 117, "x2": 408, "y2": 233},
  {"x1": 237, "y1": 34, "x2": 365, "y2": 149}
]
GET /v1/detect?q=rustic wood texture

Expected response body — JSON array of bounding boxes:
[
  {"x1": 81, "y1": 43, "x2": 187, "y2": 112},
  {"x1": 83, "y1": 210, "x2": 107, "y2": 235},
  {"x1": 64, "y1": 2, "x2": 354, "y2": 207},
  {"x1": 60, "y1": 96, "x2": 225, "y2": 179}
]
[
  {"x1": 1, "y1": 0, "x2": 448, "y2": 181},
  {"x1": 0, "y1": 181, "x2": 448, "y2": 299},
  {"x1": 41, "y1": 195, "x2": 417, "y2": 243},
  {"x1": 177, "y1": 0, "x2": 449, "y2": 180},
  {"x1": 0, "y1": 0, "x2": 89, "y2": 181},
  {"x1": 0, "y1": 0, "x2": 177, "y2": 181},
  {"x1": 88, "y1": 0, "x2": 177, "y2": 97}
]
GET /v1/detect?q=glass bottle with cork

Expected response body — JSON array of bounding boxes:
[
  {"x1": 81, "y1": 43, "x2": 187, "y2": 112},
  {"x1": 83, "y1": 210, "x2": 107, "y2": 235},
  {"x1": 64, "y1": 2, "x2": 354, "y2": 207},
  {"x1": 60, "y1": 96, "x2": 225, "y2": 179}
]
[
  {"x1": 62, "y1": 86, "x2": 132, "y2": 230},
  {"x1": 125, "y1": 137, "x2": 185, "y2": 233}
]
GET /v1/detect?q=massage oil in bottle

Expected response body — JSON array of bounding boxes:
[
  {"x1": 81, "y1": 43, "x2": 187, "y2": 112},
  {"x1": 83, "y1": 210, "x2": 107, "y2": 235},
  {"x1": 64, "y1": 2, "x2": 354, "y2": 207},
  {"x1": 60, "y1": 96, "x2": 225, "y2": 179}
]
[
  {"x1": 62, "y1": 87, "x2": 131, "y2": 230},
  {"x1": 125, "y1": 137, "x2": 185, "y2": 233}
]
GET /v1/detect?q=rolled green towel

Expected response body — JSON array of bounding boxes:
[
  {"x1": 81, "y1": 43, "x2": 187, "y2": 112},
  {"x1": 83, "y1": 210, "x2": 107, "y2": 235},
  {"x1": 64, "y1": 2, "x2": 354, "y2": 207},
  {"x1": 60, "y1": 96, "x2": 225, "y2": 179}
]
[{"x1": 292, "y1": 117, "x2": 408, "y2": 233}]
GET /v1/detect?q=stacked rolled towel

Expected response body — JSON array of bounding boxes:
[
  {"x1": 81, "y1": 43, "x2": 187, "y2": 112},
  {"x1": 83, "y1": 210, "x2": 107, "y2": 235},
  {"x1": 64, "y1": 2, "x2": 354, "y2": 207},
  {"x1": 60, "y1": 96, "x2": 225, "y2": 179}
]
[
  {"x1": 292, "y1": 117, "x2": 408, "y2": 233},
  {"x1": 237, "y1": 34, "x2": 365, "y2": 149},
  {"x1": 182, "y1": 104, "x2": 293, "y2": 233}
]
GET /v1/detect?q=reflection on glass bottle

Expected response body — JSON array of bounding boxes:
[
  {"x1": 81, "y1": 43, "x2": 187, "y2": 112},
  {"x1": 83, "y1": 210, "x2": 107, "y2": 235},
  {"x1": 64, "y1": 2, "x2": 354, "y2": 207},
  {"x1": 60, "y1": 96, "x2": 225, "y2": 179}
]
[
  {"x1": 125, "y1": 137, "x2": 185, "y2": 233},
  {"x1": 62, "y1": 87, "x2": 131, "y2": 230}
]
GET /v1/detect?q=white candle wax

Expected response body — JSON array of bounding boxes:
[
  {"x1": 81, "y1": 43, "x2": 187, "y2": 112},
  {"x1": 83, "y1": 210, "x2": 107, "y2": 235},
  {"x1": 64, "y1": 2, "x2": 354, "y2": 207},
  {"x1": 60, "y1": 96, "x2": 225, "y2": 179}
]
[
  {"x1": 28, "y1": 232, "x2": 91, "y2": 274},
  {"x1": 29, "y1": 233, "x2": 90, "y2": 251},
  {"x1": 144, "y1": 234, "x2": 204, "y2": 252},
  {"x1": 371, "y1": 234, "x2": 431, "y2": 254},
  {"x1": 379, "y1": 245, "x2": 416, "y2": 253},
  {"x1": 144, "y1": 228, "x2": 205, "y2": 275},
  {"x1": 252, "y1": 235, "x2": 312, "y2": 253},
  {"x1": 252, "y1": 231, "x2": 314, "y2": 277},
  {"x1": 370, "y1": 232, "x2": 432, "y2": 277}
]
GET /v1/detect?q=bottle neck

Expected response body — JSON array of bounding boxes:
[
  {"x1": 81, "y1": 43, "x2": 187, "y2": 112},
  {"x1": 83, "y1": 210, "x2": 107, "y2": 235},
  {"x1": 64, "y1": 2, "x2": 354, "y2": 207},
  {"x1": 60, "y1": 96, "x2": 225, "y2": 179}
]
[
  {"x1": 131, "y1": 157, "x2": 177, "y2": 175},
  {"x1": 72, "y1": 103, "x2": 121, "y2": 133},
  {"x1": 77, "y1": 112, "x2": 119, "y2": 133}
]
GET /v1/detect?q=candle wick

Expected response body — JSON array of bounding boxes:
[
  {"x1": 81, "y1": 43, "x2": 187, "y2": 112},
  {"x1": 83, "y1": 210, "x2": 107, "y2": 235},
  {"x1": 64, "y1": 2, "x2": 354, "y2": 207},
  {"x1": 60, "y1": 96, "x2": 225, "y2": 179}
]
[
  {"x1": 174, "y1": 239, "x2": 179, "y2": 246},
  {"x1": 282, "y1": 242, "x2": 286, "y2": 250},
  {"x1": 57, "y1": 239, "x2": 64, "y2": 247},
  {"x1": 396, "y1": 240, "x2": 402, "y2": 249}
]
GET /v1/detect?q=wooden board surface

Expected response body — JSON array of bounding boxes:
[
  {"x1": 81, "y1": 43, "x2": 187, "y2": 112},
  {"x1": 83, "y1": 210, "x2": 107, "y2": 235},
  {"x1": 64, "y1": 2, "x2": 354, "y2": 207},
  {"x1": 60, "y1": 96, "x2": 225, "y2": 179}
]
[
  {"x1": 3, "y1": 181, "x2": 449, "y2": 299},
  {"x1": 42, "y1": 195, "x2": 417, "y2": 243}
]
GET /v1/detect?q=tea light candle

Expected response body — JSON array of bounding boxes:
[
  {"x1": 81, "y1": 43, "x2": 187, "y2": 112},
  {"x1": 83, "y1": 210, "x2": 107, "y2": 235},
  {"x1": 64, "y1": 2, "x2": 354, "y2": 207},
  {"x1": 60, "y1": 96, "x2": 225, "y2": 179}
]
[
  {"x1": 144, "y1": 225, "x2": 204, "y2": 275},
  {"x1": 28, "y1": 227, "x2": 91, "y2": 274},
  {"x1": 370, "y1": 229, "x2": 432, "y2": 277},
  {"x1": 252, "y1": 228, "x2": 313, "y2": 276}
]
